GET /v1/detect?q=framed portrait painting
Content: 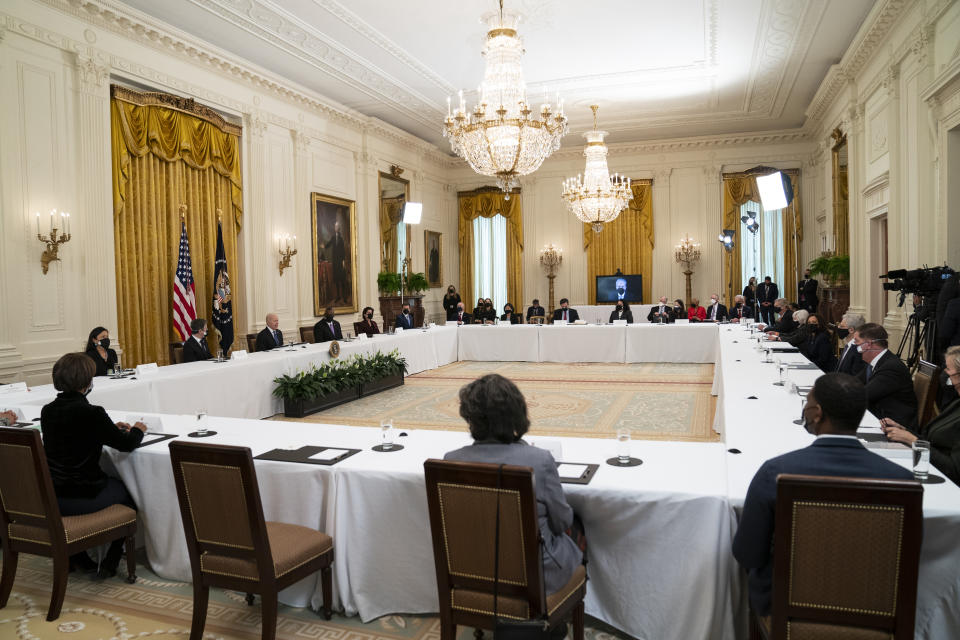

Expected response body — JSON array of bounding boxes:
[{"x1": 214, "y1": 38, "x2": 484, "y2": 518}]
[
  {"x1": 425, "y1": 230, "x2": 442, "y2": 288},
  {"x1": 311, "y1": 193, "x2": 358, "y2": 315}
]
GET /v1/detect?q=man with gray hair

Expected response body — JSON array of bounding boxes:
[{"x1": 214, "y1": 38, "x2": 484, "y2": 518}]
[{"x1": 835, "y1": 312, "x2": 866, "y2": 375}]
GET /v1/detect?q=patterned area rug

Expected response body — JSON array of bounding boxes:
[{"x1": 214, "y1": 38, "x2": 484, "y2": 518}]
[
  {"x1": 288, "y1": 361, "x2": 718, "y2": 442},
  {"x1": 0, "y1": 554, "x2": 627, "y2": 640}
]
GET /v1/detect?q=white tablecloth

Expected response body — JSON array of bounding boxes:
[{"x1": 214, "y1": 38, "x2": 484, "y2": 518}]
[
  {"x1": 457, "y1": 325, "x2": 540, "y2": 361},
  {"x1": 625, "y1": 324, "x2": 719, "y2": 363},
  {"x1": 576, "y1": 304, "x2": 655, "y2": 324},
  {"x1": 538, "y1": 325, "x2": 627, "y2": 362}
]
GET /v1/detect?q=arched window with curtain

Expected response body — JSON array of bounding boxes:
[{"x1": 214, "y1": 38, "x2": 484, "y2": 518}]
[{"x1": 458, "y1": 187, "x2": 523, "y2": 310}]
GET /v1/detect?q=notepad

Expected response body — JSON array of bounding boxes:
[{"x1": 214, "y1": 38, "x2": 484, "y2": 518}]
[
  {"x1": 308, "y1": 448, "x2": 352, "y2": 461},
  {"x1": 557, "y1": 463, "x2": 589, "y2": 478}
]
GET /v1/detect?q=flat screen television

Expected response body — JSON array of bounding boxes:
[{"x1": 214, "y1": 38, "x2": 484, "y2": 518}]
[{"x1": 596, "y1": 274, "x2": 643, "y2": 304}]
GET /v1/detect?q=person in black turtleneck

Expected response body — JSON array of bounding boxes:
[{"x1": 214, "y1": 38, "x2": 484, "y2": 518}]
[
  {"x1": 609, "y1": 301, "x2": 634, "y2": 323},
  {"x1": 41, "y1": 352, "x2": 144, "y2": 578},
  {"x1": 84, "y1": 326, "x2": 118, "y2": 376}
]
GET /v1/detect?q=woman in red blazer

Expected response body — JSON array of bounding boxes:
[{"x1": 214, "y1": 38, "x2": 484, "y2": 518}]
[{"x1": 687, "y1": 298, "x2": 706, "y2": 322}]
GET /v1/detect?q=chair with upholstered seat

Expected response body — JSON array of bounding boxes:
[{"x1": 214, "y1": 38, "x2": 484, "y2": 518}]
[
  {"x1": 423, "y1": 459, "x2": 586, "y2": 640},
  {"x1": 913, "y1": 359, "x2": 941, "y2": 428},
  {"x1": 750, "y1": 473, "x2": 923, "y2": 640},
  {"x1": 299, "y1": 326, "x2": 315, "y2": 344},
  {"x1": 169, "y1": 441, "x2": 334, "y2": 640},
  {"x1": 169, "y1": 342, "x2": 185, "y2": 365},
  {"x1": 0, "y1": 427, "x2": 137, "y2": 621}
]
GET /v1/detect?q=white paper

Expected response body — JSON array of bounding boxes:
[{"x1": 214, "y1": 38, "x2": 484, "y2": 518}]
[
  {"x1": 557, "y1": 463, "x2": 589, "y2": 478},
  {"x1": 0, "y1": 382, "x2": 28, "y2": 394},
  {"x1": 613, "y1": 320, "x2": 627, "y2": 325},
  {"x1": 308, "y1": 448, "x2": 350, "y2": 461},
  {"x1": 231, "y1": 350, "x2": 248, "y2": 360},
  {"x1": 136, "y1": 362, "x2": 159, "y2": 375}
]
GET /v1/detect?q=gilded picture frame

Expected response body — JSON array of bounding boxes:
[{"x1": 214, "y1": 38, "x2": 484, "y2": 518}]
[
  {"x1": 311, "y1": 193, "x2": 358, "y2": 316},
  {"x1": 425, "y1": 230, "x2": 442, "y2": 288}
]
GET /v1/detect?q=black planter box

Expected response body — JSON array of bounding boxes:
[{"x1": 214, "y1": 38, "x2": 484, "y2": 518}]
[
  {"x1": 283, "y1": 386, "x2": 360, "y2": 418},
  {"x1": 360, "y1": 372, "x2": 404, "y2": 398}
]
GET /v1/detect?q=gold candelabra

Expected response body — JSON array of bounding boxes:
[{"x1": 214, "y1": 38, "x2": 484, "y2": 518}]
[
  {"x1": 36, "y1": 209, "x2": 71, "y2": 275},
  {"x1": 539, "y1": 243, "x2": 563, "y2": 314},
  {"x1": 276, "y1": 233, "x2": 297, "y2": 276},
  {"x1": 674, "y1": 235, "x2": 701, "y2": 307}
]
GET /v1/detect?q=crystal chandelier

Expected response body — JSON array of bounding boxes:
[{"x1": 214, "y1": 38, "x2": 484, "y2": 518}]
[
  {"x1": 442, "y1": 1, "x2": 568, "y2": 195},
  {"x1": 561, "y1": 105, "x2": 631, "y2": 233}
]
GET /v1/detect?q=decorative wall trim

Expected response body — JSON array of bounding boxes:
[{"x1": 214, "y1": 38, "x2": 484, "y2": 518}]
[{"x1": 552, "y1": 128, "x2": 812, "y2": 160}]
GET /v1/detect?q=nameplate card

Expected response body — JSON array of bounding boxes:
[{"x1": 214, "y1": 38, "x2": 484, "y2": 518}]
[
  {"x1": 0, "y1": 382, "x2": 28, "y2": 394},
  {"x1": 553, "y1": 320, "x2": 568, "y2": 326},
  {"x1": 136, "y1": 362, "x2": 159, "y2": 376},
  {"x1": 231, "y1": 350, "x2": 249, "y2": 360},
  {"x1": 612, "y1": 320, "x2": 627, "y2": 325},
  {"x1": 394, "y1": 327, "x2": 404, "y2": 333},
  {"x1": 357, "y1": 333, "x2": 368, "y2": 341},
  {"x1": 674, "y1": 319, "x2": 689, "y2": 325}
]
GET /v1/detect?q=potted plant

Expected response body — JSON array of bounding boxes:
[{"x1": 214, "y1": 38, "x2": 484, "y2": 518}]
[
  {"x1": 359, "y1": 350, "x2": 407, "y2": 397},
  {"x1": 377, "y1": 271, "x2": 403, "y2": 295},
  {"x1": 808, "y1": 254, "x2": 849, "y2": 288},
  {"x1": 404, "y1": 272, "x2": 429, "y2": 294}
]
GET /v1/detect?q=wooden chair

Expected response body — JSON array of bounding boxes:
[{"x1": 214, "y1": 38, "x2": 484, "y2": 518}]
[
  {"x1": 0, "y1": 427, "x2": 137, "y2": 621},
  {"x1": 423, "y1": 459, "x2": 586, "y2": 640},
  {"x1": 913, "y1": 359, "x2": 941, "y2": 429},
  {"x1": 246, "y1": 333, "x2": 258, "y2": 353},
  {"x1": 299, "y1": 326, "x2": 315, "y2": 344},
  {"x1": 528, "y1": 315, "x2": 545, "y2": 325},
  {"x1": 169, "y1": 441, "x2": 334, "y2": 640},
  {"x1": 169, "y1": 341, "x2": 185, "y2": 365},
  {"x1": 750, "y1": 473, "x2": 923, "y2": 640}
]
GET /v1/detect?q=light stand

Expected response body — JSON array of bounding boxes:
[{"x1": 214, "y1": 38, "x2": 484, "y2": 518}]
[{"x1": 718, "y1": 229, "x2": 736, "y2": 306}]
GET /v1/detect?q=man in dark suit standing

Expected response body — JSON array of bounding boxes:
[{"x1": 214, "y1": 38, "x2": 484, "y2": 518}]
[
  {"x1": 453, "y1": 302, "x2": 472, "y2": 326},
  {"x1": 647, "y1": 296, "x2": 675, "y2": 323},
  {"x1": 313, "y1": 306, "x2": 343, "y2": 343},
  {"x1": 395, "y1": 303, "x2": 415, "y2": 330},
  {"x1": 798, "y1": 270, "x2": 819, "y2": 313},
  {"x1": 254, "y1": 313, "x2": 284, "y2": 352},
  {"x1": 551, "y1": 298, "x2": 579, "y2": 323},
  {"x1": 835, "y1": 313, "x2": 866, "y2": 376},
  {"x1": 757, "y1": 276, "x2": 779, "y2": 325},
  {"x1": 854, "y1": 323, "x2": 918, "y2": 428},
  {"x1": 732, "y1": 373, "x2": 914, "y2": 618},
  {"x1": 182, "y1": 318, "x2": 212, "y2": 362},
  {"x1": 526, "y1": 298, "x2": 546, "y2": 322},
  {"x1": 704, "y1": 294, "x2": 727, "y2": 322},
  {"x1": 938, "y1": 296, "x2": 960, "y2": 353}
]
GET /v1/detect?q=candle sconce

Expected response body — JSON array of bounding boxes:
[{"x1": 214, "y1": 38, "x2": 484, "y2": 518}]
[
  {"x1": 276, "y1": 233, "x2": 297, "y2": 276},
  {"x1": 36, "y1": 209, "x2": 71, "y2": 275}
]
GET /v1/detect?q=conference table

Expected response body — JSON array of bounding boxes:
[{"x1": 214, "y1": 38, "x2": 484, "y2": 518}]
[{"x1": 4, "y1": 323, "x2": 959, "y2": 640}]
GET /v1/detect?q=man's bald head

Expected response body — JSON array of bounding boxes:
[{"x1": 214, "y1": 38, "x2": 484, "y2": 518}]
[{"x1": 266, "y1": 313, "x2": 279, "y2": 330}]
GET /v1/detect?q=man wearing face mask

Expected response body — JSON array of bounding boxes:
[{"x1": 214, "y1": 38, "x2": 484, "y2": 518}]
[
  {"x1": 729, "y1": 295, "x2": 753, "y2": 322},
  {"x1": 84, "y1": 326, "x2": 118, "y2": 376},
  {"x1": 835, "y1": 312, "x2": 866, "y2": 376},
  {"x1": 526, "y1": 299, "x2": 546, "y2": 323},
  {"x1": 395, "y1": 303, "x2": 415, "y2": 330},
  {"x1": 551, "y1": 298, "x2": 579, "y2": 323},
  {"x1": 854, "y1": 323, "x2": 918, "y2": 428},
  {"x1": 705, "y1": 294, "x2": 727, "y2": 322},
  {"x1": 733, "y1": 373, "x2": 913, "y2": 619},
  {"x1": 761, "y1": 299, "x2": 793, "y2": 333},
  {"x1": 356, "y1": 306, "x2": 380, "y2": 337},
  {"x1": 182, "y1": 318, "x2": 212, "y2": 362},
  {"x1": 757, "y1": 276, "x2": 779, "y2": 325},
  {"x1": 647, "y1": 296, "x2": 675, "y2": 323},
  {"x1": 609, "y1": 300, "x2": 633, "y2": 324},
  {"x1": 454, "y1": 302, "x2": 472, "y2": 326},
  {"x1": 254, "y1": 313, "x2": 284, "y2": 352},
  {"x1": 442, "y1": 286, "x2": 461, "y2": 321},
  {"x1": 798, "y1": 270, "x2": 819, "y2": 313},
  {"x1": 314, "y1": 306, "x2": 343, "y2": 343}
]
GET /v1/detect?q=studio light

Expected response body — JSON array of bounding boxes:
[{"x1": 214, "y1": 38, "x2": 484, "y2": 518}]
[
  {"x1": 402, "y1": 202, "x2": 422, "y2": 225},
  {"x1": 756, "y1": 171, "x2": 791, "y2": 211}
]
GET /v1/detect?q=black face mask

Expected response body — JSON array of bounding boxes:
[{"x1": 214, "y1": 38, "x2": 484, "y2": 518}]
[
  {"x1": 836, "y1": 327, "x2": 849, "y2": 339},
  {"x1": 808, "y1": 325, "x2": 820, "y2": 333},
  {"x1": 325, "y1": 314, "x2": 334, "y2": 321},
  {"x1": 403, "y1": 309, "x2": 409, "y2": 315},
  {"x1": 365, "y1": 313, "x2": 373, "y2": 319},
  {"x1": 99, "y1": 337, "x2": 110, "y2": 349},
  {"x1": 616, "y1": 305, "x2": 623, "y2": 311}
]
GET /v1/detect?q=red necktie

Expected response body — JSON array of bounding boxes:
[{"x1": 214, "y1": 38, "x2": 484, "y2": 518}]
[{"x1": 563, "y1": 310, "x2": 568, "y2": 321}]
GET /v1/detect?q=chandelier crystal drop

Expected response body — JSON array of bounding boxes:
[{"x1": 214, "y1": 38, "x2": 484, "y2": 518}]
[
  {"x1": 442, "y1": 1, "x2": 568, "y2": 195},
  {"x1": 561, "y1": 105, "x2": 631, "y2": 233}
]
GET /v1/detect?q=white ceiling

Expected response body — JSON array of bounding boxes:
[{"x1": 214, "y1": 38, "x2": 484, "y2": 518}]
[{"x1": 118, "y1": 0, "x2": 876, "y2": 149}]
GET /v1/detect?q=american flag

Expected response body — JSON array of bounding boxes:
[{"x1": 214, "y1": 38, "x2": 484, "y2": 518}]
[{"x1": 173, "y1": 221, "x2": 197, "y2": 342}]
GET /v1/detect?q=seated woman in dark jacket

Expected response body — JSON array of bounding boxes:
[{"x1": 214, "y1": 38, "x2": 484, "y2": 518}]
[
  {"x1": 799, "y1": 313, "x2": 837, "y2": 371},
  {"x1": 500, "y1": 303, "x2": 522, "y2": 324},
  {"x1": 609, "y1": 301, "x2": 633, "y2": 323},
  {"x1": 356, "y1": 306, "x2": 380, "y2": 337},
  {"x1": 472, "y1": 297, "x2": 485, "y2": 323},
  {"x1": 84, "y1": 326, "x2": 118, "y2": 377},
  {"x1": 41, "y1": 352, "x2": 145, "y2": 578},
  {"x1": 444, "y1": 374, "x2": 584, "y2": 595}
]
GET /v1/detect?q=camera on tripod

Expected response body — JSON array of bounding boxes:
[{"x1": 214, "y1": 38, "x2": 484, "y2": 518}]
[{"x1": 879, "y1": 266, "x2": 954, "y2": 307}]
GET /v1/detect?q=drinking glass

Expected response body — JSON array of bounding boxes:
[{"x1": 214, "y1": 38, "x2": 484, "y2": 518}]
[
  {"x1": 380, "y1": 419, "x2": 395, "y2": 450},
  {"x1": 616, "y1": 429, "x2": 631, "y2": 464},
  {"x1": 793, "y1": 391, "x2": 807, "y2": 425},
  {"x1": 216, "y1": 349, "x2": 224, "y2": 362},
  {"x1": 912, "y1": 440, "x2": 931, "y2": 480},
  {"x1": 196, "y1": 407, "x2": 209, "y2": 436},
  {"x1": 115, "y1": 354, "x2": 123, "y2": 377}
]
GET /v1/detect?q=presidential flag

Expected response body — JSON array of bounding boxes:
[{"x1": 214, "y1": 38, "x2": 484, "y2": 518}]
[
  {"x1": 212, "y1": 220, "x2": 234, "y2": 355},
  {"x1": 173, "y1": 221, "x2": 197, "y2": 342}
]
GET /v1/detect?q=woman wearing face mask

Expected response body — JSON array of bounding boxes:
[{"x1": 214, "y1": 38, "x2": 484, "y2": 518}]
[
  {"x1": 672, "y1": 298, "x2": 686, "y2": 319},
  {"x1": 41, "y1": 352, "x2": 145, "y2": 578},
  {"x1": 357, "y1": 306, "x2": 380, "y2": 337},
  {"x1": 472, "y1": 297, "x2": 485, "y2": 323},
  {"x1": 608, "y1": 300, "x2": 633, "y2": 324},
  {"x1": 687, "y1": 298, "x2": 706, "y2": 322},
  {"x1": 501, "y1": 303, "x2": 522, "y2": 324},
  {"x1": 483, "y1": 298, "x2": 497, "y2": 324},
  {"x1": 442, "y1": 285, "x2": 461, "y2": 321},
  {"x1": 799, "y1": 313, "x2": 837, "y2": 371},
  {"x1": 742, "y1": 276, "x2": 758, "y2": 317},
  {"x1": 85, "y1": 326, "x2": 118, "y2": 377}
]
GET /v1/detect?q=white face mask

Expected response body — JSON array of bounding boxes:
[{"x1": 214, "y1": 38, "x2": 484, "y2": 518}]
[
  {"x1": 711, "y1": 298, "x2": 718, "y2": 304},
  {"x1": 947, "y1": 376, "x2": 954, "y2": 387}
]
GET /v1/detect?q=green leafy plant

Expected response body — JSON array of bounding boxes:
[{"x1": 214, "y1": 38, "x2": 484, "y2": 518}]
[
  {"x1": 377, "y1": 271, "x2": 403, "y2": 295},
  {"x1": 808, "y1": 254, "x2": 849, "y2": 286},
  {"x1": 272, "y1": 350, "x2": 407, "y2": 400},
  {"x1": 404, "y1": 272, "x2": 429, "y2": 293}
]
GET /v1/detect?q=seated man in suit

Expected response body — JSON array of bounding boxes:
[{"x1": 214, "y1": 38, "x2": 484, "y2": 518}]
[
  {"x1": 182, "y1": 318, "x2": 212, "y2": 362},
  {"x1": 732, "y1": 373, "x2": 914, "y2": 618},
  {"x1": 551, "y1": 298, "x2": 579, "y2": 323},
  {"x1": 452, "y1": 301, "x2": 471, "y2": 326},
  {"x1": 526, "y1": 298, "x2": 546, "y2": 323},
  {"x1": 704, "y1": 294, "x2": 728, "y2": 322},
  {"x1": 647, "y1": 296, "x2": 675, "y2": 323},
  {"x1": 835, "y1": 312, "x2": 866, "y2": 376},
  {"x1": 395, "y1": 303, "x2": 415, "y2": 330},
  {"x1": 254, "y1": 313, "x2": 284, "y2": 352},
  {"x1": 854, "y1": 323, "x2": 918, "y2": 428},
  {"x1": 729, "y1": 294, "x2": 754, "y2": 322},
  {"x1": 313, "y1": 306, "x2": 343, "y2": 343}
]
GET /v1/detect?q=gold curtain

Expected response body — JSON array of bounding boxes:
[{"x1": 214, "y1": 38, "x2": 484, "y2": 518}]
[
  {"x1": 110, "y1": 86, "x2": 243, "y2": 367},
  {"x1": 458, "y1": 188, "x2": 523, "y2": 308},
  {"x1": 379, "y1": 196, "x2": 404, "y2": 272},
  {"x1": 583, "y1": 181, "x2": 654, "y2": 304},
  {"x1": 782, "y1": 170, "x2": 802, "y2": 303},
  {"x1": 722, "y1": 174, "x2": 755, "y2": 307}
]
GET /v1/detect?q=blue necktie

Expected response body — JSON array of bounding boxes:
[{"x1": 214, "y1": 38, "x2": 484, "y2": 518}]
[
  {"x1": 865, "y1": 363, "x2": 873, "y2": 381},
  {"x1": 273, "y1": 330, "x2": 280, "y2": 345}
]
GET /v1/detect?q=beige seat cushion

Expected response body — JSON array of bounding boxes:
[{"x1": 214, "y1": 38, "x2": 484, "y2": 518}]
[
  {"x1": 451, "y1": 564, "x2": 586, "y2": 620},
  {"x1": 787, "y1": 621, "x2": 893, "y2": 640},
  {"x1": 200, "y1": 521, "x2": 332, "y2": 581},
  {"x1": 8, "y1": 503, "x2": 136, "y2": 546}
]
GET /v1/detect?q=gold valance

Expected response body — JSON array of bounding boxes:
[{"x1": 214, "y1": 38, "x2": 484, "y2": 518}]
[{"x1": 458, "y1": 187, "x2": 523, "y2": 308}]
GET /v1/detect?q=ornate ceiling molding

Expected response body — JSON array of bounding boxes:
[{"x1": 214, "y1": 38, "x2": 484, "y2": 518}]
[{"x1": 550, "y1": 129, "x2": 812, "y2": 160}]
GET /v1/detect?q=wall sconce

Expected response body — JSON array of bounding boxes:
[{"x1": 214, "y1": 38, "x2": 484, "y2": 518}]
[
  {"x1": 276, "y1": 233, "x2": 297, "y2": 276},
  {"x1": 36, "y1": 209, "x2": 71, "y2": 274}
]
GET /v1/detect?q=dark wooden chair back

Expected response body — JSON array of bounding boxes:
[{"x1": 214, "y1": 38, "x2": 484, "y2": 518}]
[
  {"x1": 299, "y1": 326, "x2": 315, "y2": 344},
  {"x1": 528, "y1": 315, "x2": 545, "y2": 325},
  {"x1": 913, "y1": 359, "x2": 940, "y2": 428},
  {"x1": 770, "y1": 474, "x2": 923, "y2": 639},
  {"x1": 245, "y1": 333, "x2": 257, "y2": 353},
  {"x1": 0, "y1": 427, "x2": 64, "y2": 555},
  {"x1": 169, "y1": 342, "x2": 185, "y2": 365}
]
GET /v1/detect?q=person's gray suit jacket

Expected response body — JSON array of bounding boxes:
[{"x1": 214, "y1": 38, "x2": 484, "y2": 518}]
[{"x1": 443, "y1": 440, "x2": 583, "y2": 594}]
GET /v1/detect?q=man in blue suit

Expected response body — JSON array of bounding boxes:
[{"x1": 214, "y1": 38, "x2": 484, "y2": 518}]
[
  {"x1": 732, "y1": 373, "x2": 914, "y2": 617},
  {"x1": 394, "y1": 302, "x2": 415, "y2": 330}
]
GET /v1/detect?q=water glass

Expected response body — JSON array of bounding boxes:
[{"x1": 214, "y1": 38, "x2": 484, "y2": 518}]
[
  {"x1": 793, "y1": 391, "x2": 807, "y2": 425},
  {"x1": 216, "y1": 349, "x2": 224, "y2": 362},
  {"x1": 196, "y1": 407, "x2": 209, "y2": 435},
  {"x1": 912, "y1": 440, "x2": 931, "y2": 480},
  {"x1": 380, "y1": 419, "x2": 395, "y2": 450},
  {"x1": 616, "y1": 428, "x2": 631, "y2": 464},
  {"x1": 114, "y1": 354, "x2": 123, "y2": 376}
]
